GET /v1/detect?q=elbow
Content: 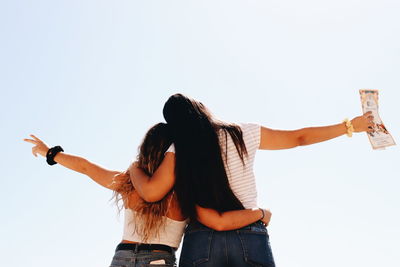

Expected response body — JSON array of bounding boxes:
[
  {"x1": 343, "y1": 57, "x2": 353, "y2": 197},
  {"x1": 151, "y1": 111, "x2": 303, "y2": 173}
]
[
  {"x1": 197, "y1": 217, "x2": 226, "y2": 231},
  {"x1": 298, "y1": 135, "x2": 306, "y2": 146},
  {"x1": 142, "y1": 196, "x2": 162, "y2": 203},
  {"x1": 213, "y1": 223, "x2": 228, "y2": 231},
  {"x1": 214, "y1": 222, "x2": 238, "y2": 231},
  {"x1": 80, "y1": 159, "x2": 90, "y2": 175},
  {"x1": 206, "y1": 223, "x2": 225, "y2": 231},
  {"x1": 140, "y1": 189, "x2": 164, "y2": 203},
  {"x1": 297, "y1": 131, "x2": 309, "y2": 146},
  {"x1": 206, "y1": 220, "x2": 228, "y2": 231}
]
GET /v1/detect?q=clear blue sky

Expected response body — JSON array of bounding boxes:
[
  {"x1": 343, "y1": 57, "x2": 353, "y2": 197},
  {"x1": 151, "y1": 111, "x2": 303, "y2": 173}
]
[{"x1": 1, "y1": 1, "x2": 399, "y2": 267}]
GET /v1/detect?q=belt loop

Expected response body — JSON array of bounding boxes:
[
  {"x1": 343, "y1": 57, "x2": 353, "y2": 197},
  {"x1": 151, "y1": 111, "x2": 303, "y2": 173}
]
[{"x1": 132, "y1": 244, "x2": 139, "y2": 266}]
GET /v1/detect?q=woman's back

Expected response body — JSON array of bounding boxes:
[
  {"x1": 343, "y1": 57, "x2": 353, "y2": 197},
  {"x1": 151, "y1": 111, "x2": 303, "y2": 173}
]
[
  {"x1": 122, "y1": 191, "x2": 186, "y2": 248},
  {"x1": 124, "y1": 191, "x2": 185, "y2": 221}
]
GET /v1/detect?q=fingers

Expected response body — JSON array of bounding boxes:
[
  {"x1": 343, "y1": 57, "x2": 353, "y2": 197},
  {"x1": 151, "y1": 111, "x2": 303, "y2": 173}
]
[
  {"x1": 352, "y1": 112, "x2": 376, "y2": 133},
  {"x1": 23, "y1": 138, "x2": 37, "y2": 144},
  {"x1": 31, "y1": 148, "x2": 37, "y2": 157},
  {"x1": 24, "y1": 134, "x2": 45, "y2": 145},
  {"x1": 367, "y1": 122, "x2": 375, "y2": 132},
  {"x1": 363, "y1": 112, "x2": 372, "y2": 117},
  {"x1": 363, "y1": 112, "x2": 375, "y2": 120},
  {"x1": 260, "y1": 208, "x2": 272, "y2": 226},
  {"x1": 30, "y1": 134, "x2": 41, "y2": 141}
]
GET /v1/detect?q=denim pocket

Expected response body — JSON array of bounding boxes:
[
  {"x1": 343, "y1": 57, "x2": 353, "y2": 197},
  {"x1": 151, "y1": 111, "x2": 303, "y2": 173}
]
[
  {"x1": 237, "y1": 230, "x2": 275, "y2": 267},
  {"x1": 109, "y1": 258, "x2": 130, "y2": 267},
  {"x1": 143, "y1": 253, "x2": 176, "y2": 267},
  {"x1": 179, "y1": 229, "x2": 213, "y2": 266},
  {"x1": 109, "y1": 261, "x2": 129, "y2": 267},
  {"x1": 109, "y1": 250, "x2": 132, "y2": 267}
]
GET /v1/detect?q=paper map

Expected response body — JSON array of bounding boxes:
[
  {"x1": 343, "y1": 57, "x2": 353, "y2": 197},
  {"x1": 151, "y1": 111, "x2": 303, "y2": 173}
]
[{"x1": 359, "y1": 89, "x2": 396, "y2": 150}]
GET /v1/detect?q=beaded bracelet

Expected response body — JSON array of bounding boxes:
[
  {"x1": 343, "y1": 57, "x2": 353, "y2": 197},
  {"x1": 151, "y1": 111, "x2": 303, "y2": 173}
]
[{"x1": 343, "y1": 118, "x2": 354, "y2": 137}]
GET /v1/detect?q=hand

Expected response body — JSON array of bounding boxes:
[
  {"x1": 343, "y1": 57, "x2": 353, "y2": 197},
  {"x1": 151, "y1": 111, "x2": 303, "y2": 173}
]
[
  {"x1": 23, "y1": 134, "x2": 50, "y2": 157},
  {"x1": 351, "y1": 111, "x2": 375, "y2": 133},
  {"x1": 260, "y1": 208, "x2": 272, "y2": 226}
]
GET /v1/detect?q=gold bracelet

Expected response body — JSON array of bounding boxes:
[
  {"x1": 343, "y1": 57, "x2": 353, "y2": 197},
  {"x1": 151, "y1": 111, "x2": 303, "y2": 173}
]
[{"x1": 343, "y1": 118, "x2": 354, "y2": 137}]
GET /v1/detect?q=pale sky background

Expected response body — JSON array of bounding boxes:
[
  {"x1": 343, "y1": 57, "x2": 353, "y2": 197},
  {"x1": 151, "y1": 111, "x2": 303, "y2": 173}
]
[{"x1": 1, "y1": 1, "x2": 399, "y2": 267}]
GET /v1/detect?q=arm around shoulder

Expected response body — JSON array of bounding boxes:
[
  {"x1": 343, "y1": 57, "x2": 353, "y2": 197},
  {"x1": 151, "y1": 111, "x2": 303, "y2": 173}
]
[{"x1": 128, "y1": 152, "x2": 176, "y2": 202}]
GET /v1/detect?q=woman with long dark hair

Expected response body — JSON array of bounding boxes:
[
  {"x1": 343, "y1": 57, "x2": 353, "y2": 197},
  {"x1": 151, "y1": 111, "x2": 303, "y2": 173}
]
[
  {"x1": 129, "y1": 93, "x2": 374, "y2": 266},
  {"x1": 24, "y1": 122, "x2": 271, "y2": 267}
]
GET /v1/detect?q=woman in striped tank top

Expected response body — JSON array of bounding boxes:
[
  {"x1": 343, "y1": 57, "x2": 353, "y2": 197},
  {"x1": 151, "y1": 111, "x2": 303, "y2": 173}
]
[{"x1": 129, "y1": 94, "x2": 374, "y2": 267}]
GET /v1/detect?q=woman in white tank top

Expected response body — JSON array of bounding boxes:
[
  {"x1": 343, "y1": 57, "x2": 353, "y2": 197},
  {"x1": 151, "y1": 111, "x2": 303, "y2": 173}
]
[
  {"x1": 129, "y1": 93, "x2": 374, "y2": 267},
  {"x1": 24, "y1": 123, "x2": 272, "y2": 267}
]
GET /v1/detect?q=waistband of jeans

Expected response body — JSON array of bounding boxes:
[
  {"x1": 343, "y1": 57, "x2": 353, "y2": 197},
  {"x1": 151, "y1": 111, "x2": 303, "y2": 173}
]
[
  {"x1": 187, "y1": 220, "x2": 265, "y2": 231},
  {"x1": 116, "y1": 243, "x2": 175, "y2": 254},
  {"x1": 240, "y1": 220, "x2": 265, "y2": 230}
]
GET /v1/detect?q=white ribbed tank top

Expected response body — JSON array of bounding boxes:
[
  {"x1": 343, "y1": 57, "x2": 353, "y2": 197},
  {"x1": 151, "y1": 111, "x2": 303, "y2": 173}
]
[{"x1": 122, "y1": 209, "x2": 187, "y2": 248}]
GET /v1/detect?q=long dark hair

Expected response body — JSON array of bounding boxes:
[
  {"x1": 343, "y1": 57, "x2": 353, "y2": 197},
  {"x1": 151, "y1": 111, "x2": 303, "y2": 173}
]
[{"x1": 163, "y1": 93, "x2": 247, "y2": 220}]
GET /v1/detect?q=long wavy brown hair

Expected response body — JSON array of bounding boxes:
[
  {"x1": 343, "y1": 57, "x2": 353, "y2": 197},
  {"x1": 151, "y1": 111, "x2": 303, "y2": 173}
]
[{"x1": 112, "y1": 123, "x2": 173, "y2": 242}]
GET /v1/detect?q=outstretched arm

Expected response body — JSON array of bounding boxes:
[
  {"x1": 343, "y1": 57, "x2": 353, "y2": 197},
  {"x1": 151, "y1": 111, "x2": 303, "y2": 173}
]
[
  {"x1": 196, "y1": 206, "x2": 272, "y2": 231},
  {"x1": 128, "y1": 153, "x2": 175, "y2": 202},
  {"x1": 24, "y1": 134, "x2": 123, "y2": 190},
  {"x1": 259, "y1": 112, "x2": 374, "y2": 150}
]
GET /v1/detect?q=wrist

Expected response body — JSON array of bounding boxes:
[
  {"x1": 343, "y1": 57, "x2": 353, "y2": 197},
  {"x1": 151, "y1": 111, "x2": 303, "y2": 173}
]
[
  {"x1": 46, "y1": 146, "x2": 64, "y2": 165},
  {"x1": 259, "y1": 208, "x2": 265, "y2": 220},
  {"x1": 342, "y1": 118, "x2": 354, "y2": 137},
  {"x1": 40, "y1": 148, "x2": 49, "y2": 157}
]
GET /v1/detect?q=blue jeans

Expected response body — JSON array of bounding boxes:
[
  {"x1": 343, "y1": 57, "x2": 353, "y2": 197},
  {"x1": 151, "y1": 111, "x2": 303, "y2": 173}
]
[
  {"x1": 109, "y1": 247, "x2": 177, "y2": 267},
  {"x1": 179, "y1": 221, "x2": 275, "y2": 267}
]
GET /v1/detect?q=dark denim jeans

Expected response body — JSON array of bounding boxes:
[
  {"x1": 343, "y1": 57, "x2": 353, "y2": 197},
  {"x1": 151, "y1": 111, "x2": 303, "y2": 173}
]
[
  {"x1": 109, "y1": 247, "x2": 177, "y2": 267},
  {"x1": 179, "y1": 221, "x2": 275, "y2": 267}
]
